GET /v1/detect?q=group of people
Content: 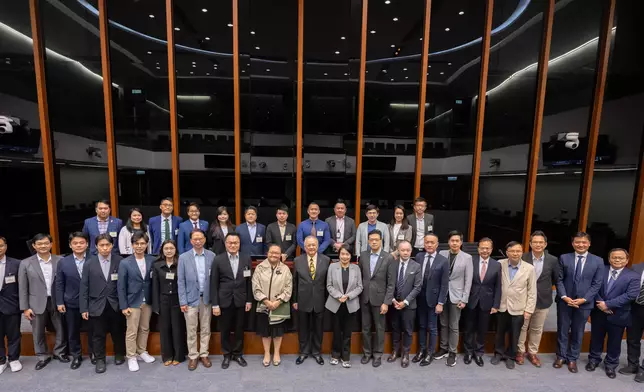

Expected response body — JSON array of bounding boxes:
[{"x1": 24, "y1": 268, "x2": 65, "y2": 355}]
[{"x1": 0, "y1": 197, "x2": 643, "y2": 384}]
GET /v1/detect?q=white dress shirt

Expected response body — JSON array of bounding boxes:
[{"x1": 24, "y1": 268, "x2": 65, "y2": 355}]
[
  {"x1": 0, "y1": 256, "x2": 6, "y2": 291},
  {"x1": 38, "y1": 254, "x2": 54, "y2": 296},
  {"x1": 422, "y1": 251, "x2": 437, "y2": 278},
  {"x1": 532, "y1": 252, "x2": 544, "y2": 279},
  {"x1": 335, "y1": 217, "x2": 345, "y2": 242},
  {"x1": 574, "y1": 252, "x2": 589, "y2": 274},
  {"x1": 414, "y1": 216, "x2": 425, "y2": 249},
  {"x1": 161, "y1": 216, "x2": 173, "y2": 241},
  {"x1": 228, "y1": 252, "x2": 239, "y2": 278}
]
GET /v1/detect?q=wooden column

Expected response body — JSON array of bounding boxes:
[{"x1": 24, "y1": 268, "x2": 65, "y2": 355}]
[
  {"x1": 232, "y1": 0, "x2": 242, "y2": 225},
  {"x1": 296, "y1": 0, "x2": 304, "y2": 225},
  {"x1": 629, "y1": 135, "x2": 644, "y2": 265},
  {"x1": 166, "y1": 0, "x2": 180, "y2": 215},
  {"x1": 354, "y1": 0, "x2": 368, "y2": 226},
  {"x1": 413, "y1": 0, "x2": 432, "y2": 199}
]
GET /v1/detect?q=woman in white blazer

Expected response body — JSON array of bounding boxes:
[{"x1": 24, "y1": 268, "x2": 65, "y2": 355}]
[
  {"x1": 387, "y1": 205, "x2": 413, "y2": 259},
  {"x1": 326, "y1": 245, "x2": 363, "y2": 368}
]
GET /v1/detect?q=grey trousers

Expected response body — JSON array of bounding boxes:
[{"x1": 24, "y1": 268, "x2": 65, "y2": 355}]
[
  {"x1": 439, "y1": 302, "x2": 462, "y2": 353},
  {"x1": 31, "y1": 297, "x2": 67, "y2": 361},
  {"x1": 361, "y1": 305, "x2": 385, "y2": 358}
]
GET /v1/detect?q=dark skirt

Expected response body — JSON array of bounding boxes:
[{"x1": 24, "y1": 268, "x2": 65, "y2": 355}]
[{"x1": 256, "y1": 312, "x2": 287, "y2": 338}]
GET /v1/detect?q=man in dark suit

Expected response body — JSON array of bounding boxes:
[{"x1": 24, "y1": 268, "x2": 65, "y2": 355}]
[
  {"x1": 586, "y1": 248, "x2": 640, "y2": 379},
  {"x1": 621, "y1": 261, "x2": 644, "y2": 382},
  {"x1": 407, "y1": 197, "x2": 435, "y2": 257},
  {"x1": 55, "y1": 232, "x2": 94, "y2": 369},
  {"x1": 413, "y1": 233, "x2": 449, "y2": 367},
  {"x1": 325, "y1": 199, "x2": 356, "y2": 255},
  {"x1": 358, "y1": 229, "x2": 395, "y2": 368},
  {"x1": 517, "y1": 230, "x2": 559, "y2": 367},
  {"x1": 82, "y1": 199, "x2": 122, "y2": 256},
  {"x1": 292, "y1": 236, "x2": 330, "y2": 365},
  {"x1": 266, "y1": 205, "x2": 297, "y2": 261},
  {"x1": 80, "y1": 234, "x2": 125, "y2": 374},
  {"x1": 148, "y1": 197, "x2": 183, "y2": 255},
  {"x1": 210, "y1": 232, "x2": 252, "y2": 369},
  {"x1": 236, "y1": 206, "x2": 267, "y2": 257},
  {"x1": 464, "y1": 238, "x2": 501, "y2": 367},
  {"x1": 554, "y1": 232, "x2": 603, "y2": 373},
  {"x1": 387, "y1": 241, "x2": 422, "y2": 368},
  {"x1": 0, "y1": 236, "x2": 23, "y2": 374},
  {"x1": 177, "y1": 202, "x2": 209, "y2": 254}
]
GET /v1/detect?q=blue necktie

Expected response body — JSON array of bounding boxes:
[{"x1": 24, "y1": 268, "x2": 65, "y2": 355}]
[
  {"x1": 397, "y1": 262, "x2": 406, "y2": 298},
  {"x1": 607, "y1": 270, "x2": 617, "y2": 292},
  {"x1": 573, "y1": 255, "x2": 583, "y2": 297}
]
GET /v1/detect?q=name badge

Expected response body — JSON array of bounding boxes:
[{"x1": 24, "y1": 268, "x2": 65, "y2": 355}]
[
  {"x1": 243, "y1": 270, "x2": 251, "y2": 278},
  {"x1": 428, "y1": 225, "x2": 433, "y2": 232},
  {"x1": 109, "y1": 231, "x2": 117, "y2": 237},
  {"x1": 397, "y1": 234, "x2": 405, "y2": 240},
  {"x1": 317, "y1": 230, "x2": 324, "y2": 236},
  {"x1": 285, "y1": 234, "x2": 292, "y2": 241},
  {"x1": 166, "y1": 272, "x2": 175, "y2": 280},
  {"x1": 174, "y1": 229, "x2": 179, "y2": 235},
  {"x1": 150, "y1": 271, "x2": 154, "y2": 279},
  {"x1": 111, "y1": 273, "x2": 118, "y2": 281},
  {"x1": 256, "y1": 236, "x2": 263, "y2": 243},
  {"x1": 336, "y1": 231, "x2": 342, "y2": 239},
  {"x1": 4, "y1": 276, "x2": 16, "y2": 284}
]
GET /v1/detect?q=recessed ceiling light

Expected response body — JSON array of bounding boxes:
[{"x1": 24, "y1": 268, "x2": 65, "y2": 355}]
[
  {"x1": 459, "y1": 11, "x2": 465, "y2": 15},
  {"x1": 205, "y1": 37, "x2": 210, "y2": 40},
  {"x1": 440, "y1": 72, "x2": 444, "y2": 75},
  {"x1": 334, "y1": 51, "x2": 340, "y2": 54},
  {"x1": 202, "y1": 8, "x2": 208, "y2": 13},
  {"x1": 445, "y1": 27, "x2": 450, "y2": 32},
  {"x1": 366, "y1": 70, "x2": 369, "y2": 73},
  {"x1": 227, "y1": 23, "x2": 233, "y2": 27},
  {"x1": 382, "y1": 70, "x2": 387, "y2": 73},
  {"x1": 266, "y1": 68, "x2": 270, "y2": 72},
  {"x1": 427, "y1": 72, "x2": 429, "y2": 75},
  {"x1": 192, "y1": 64, "x2": 196, "y2": 68},
  {"x1": 405, "y1": 76, "x2": 408, "y2": 79},
  {"x1": 324, "y1": 73, "x2": 328, "y2": 76},
  {"x1": 344, "y1": 73, "x2": 348, "y2": 76},
  {"x1": 242, "y1": 70, "x2": 245, "y2": 73},
  {"x1": 147, "y1": 51, "x2": 152, "y2": 54},
  {"x1": 428, "y1": 65, "x2": 431, "y2": 68},
  {"x1": 206, "y1": 72, "x2": 210, "y2": 75},
  {"x1": 393, "y1": 17, "x2": 398, "y2": 21},
  {"x1": 385, "y1": 0, "x2": 391, "y2": 3},
  {"x1": 175, "y1": 27, "x2": 180, "y2": 31},
  {"x1": 190, "y1": 71, "x2": 194, "y2": 74},
  {"x1": 149, "y1": 14, "x2": 154, "y2": 18},
  {"x1": 255, "y1": 46, "x2": 260, "y2": 50},
  {"x1": 156, "y1": 66, "x2": 160, "y2": 69},
  {"x1": 448, "y1": 62, "x2": 452, "y2": 66},
  {"x1": 419, "y1": 38, "x2": 423, "y2": 41},
  {"x1": 403, "y1": 68, "x2": 407, "y2": 71},
  {"x1": 390, "y1": 78, "x2": 394, "y2": 81},
  {"x1": 192, "y1": 61, "x2": 196, "y2": 64},
  {"x1": 370, "y1": 30, "x2": 376, "y2": 34},
  {"x1": 250, "y1": 31, "x2": 256, "y2": 35},
  {"x1": 156, "y1": 62, "x2": 159, "y2": 65},
  {"x1": 341, "y1": 36, "x2": 346, "y2": 40},
  {"x1": 390, "y1": 44, "x2": 395, "y2": 48}
]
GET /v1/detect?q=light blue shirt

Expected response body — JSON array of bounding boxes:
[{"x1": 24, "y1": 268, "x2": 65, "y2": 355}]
[
  {"x1": 74, "y1": 255, "x2": 85, "y2": 277},
  {"x1": 370, "y1": 251, "x2": 380, "y2": 277},
  {"x1": 99, "y1": 254, "x2": 111, "y2": 281},
  {"x1": 194, "y1": 249, "x2": 206, "y2": 294},
  {"x1": 508, "y1": 260, "x2": 520, "y2": 281},
  {"x1": 248, "y1": 223, "x2": 257, "y2": 242},
  {"x1": 532, "y1": 253, "x2": 544, "y2": 279}
]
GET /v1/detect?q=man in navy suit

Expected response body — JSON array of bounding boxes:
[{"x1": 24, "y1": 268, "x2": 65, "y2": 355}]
[
  {"x1": 177, "y1": 202, "x2": 209, "y2": 254},
  {"x1": 82, "y1": 199, "x2": 122, "y2": 256},
  {"x1": 235, "y1": 206, "x2": 266, "y2": 257},
  {"x1": 0, "y1": 236, "x2": 23, "y2": 374},
  {"x1": 554, "y1": 232, "x2": 603, "y2": 373},
  {"x1": 412, "y1": 233, "x2": 449, "y2": 367},
  {"x1": 621, "y1": 261, "x2": 644, "y2": 382},
  {"x1": 55, "y1": 232, "x2": 94, "y2": 369},
  {"x1": 148, "y1": 198, "x2": 183, "y2": 255},
  {"x1": 586, "y1": 248, "x2": 640, "y2": 379}
]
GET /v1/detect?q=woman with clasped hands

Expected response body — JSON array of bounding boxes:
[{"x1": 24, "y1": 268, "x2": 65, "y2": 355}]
[{"x1": 252, "y1": 244, "x2": 293, "y2": 367}]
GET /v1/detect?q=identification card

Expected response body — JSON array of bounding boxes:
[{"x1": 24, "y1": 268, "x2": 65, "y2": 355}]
[
  {"x1": 256, "y1": 236, "x2": 263, "y2": 243},
  {"x1": 111, "y1": 273, "x2": 118, "y2": 281},
  {"x1": 285, "y1": 234, "x2": 292, "y2": 241},
  {"x1": 4, "y1": 276, "x2": 16, "y2": 284},
  {"x1": 243, "y1": 270, "x2": 251, "y2": 278},
  {"x1": 336, "y1": 231, "x2": 341, "y2": 239},
  {"x1": 397, "y1": 234, "x2": 405, "y2": 240},
  {"x1": 174, "y1": 229, "x2": 179, "y2": 235},
  {"x1": 109, "y1": 231, "x2": 117, "y2": 237},
  {"x1": 166, "y1": 272, "x2": 175, "y2": 280},
  {"x1": 150, "y1": 271, "x2": 154, "y2": 279},
  {"x1": 317, "y1": 230, "x2": 324, "y2": 236},
  {"x1": 428, "y1": 225, "x2": 433, "y2": 232}
]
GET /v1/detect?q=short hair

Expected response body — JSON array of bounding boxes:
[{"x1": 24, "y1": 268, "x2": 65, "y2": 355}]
[
  {"x1": 267, "y1": 243, "x2": 282, "y2": 253},
  {"x1": 334, "y1": 199, "x2": 347, "y2": 208},
  {"x1": 447, "y1": 230, "x2": 463, "y2": 241},
  {"x1": 530, "y1": 230, "x2": 548, "y2": 242},
  {"x1": 366, "y1": 204, "x2": 379, "y2": 212},
  {"x1": 572, "y1": 231, "x2": 591, "y2": 242},
  {"x1": 277, "y1": 205, "x2": 289, "y2": 213},
  {"x1": 95, "y1": 233, "x2": 113, "y2": 245},
  {"x1": 338, "y1": 243, "x2": 352, "y2": 256},
  {"x1": 413, "y1": 197, "x2": 427, "y2": 205},
  {"x1": 131, "y1": 231, "x2": 150, "y2": 244},
  {"x1": 424, "y1": 232, "x2": 439, "y2": 242},
  {"x1": 68, "y1": 231, "x2": 89, "y2": 243},
  {"x1": 368, "y1": 229, "x2": 382, "y2": 240},
  {"x1": 189, "y1": 229, "x2": 206, "y2": 239},
  {"x1": 225, "y1": 232, "x2": 241, "y2": 241},
  {"x1": 397, "y1": 240, "x2": 412, "y2": 250},
  {"x1": 506, "y1": 241, "x2": 522, "y2": 250},
  {"x1": 609, "y1": 248, "x2": 629, "y2": 258},
  {"x1": 245, "y1": 206, "x2": 258, "y2": 214},
  {"x1": 0, "y1": 236, "x2": 6, "y2": 244},
  {"x1": 478, "y1": 237, "x2": 494, "y2": 247},
  {"x1": 95, "y1": 199, "x2": 111, "y2": 208},
  {"x1": 160, "y1": 197, "x2": 174, "y2": 204},
  {"x1": 304, "y1": 235, "x2": 319, "y2": 245},
  {"x1": 186, "y1": 202, "x2": 200, "y2": 212},
  {"x1": 32, "y1": 233, "x2": 52, "y2": 243},
  {"x1": 307, "y1": 202, "x2": 320, "y2": 209}
]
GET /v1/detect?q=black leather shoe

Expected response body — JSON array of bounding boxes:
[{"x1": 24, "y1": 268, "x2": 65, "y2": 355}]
[
  {"x1": 222, "y1": 356, "x2": 230, "y2": 369},
  {"x1": 635, "y1": 370, "x2": 644, "y2": 383},
  {"x1": 619, "y1": 365, "x2": 638, "y2": 375},
  {"x1": 474, "y1": 355, "x2": 485, "y2": 367},
  {"x1": 401, "y1": 355, "x2": 410, "y2": 368},
  {"x1": 506, "y1": 359, "x2": 515, "y2": 369},
  {"x1": 605, "y1": 368, "x2": 616, "y2": 379},
  {"x1": 360, "y1": 355, "x2": 371, "y2": 365},
  {"x1": 95, "y1": 359, "x2": 106, "y2": 374},
  {"x1": 90, "y1": 353, "x2": 97, "y2": 365},
  {"x1": 35, "y1": 357, "x2": 51, "y2": 370},
  {"x1": 372, "y1": 357, "x2": 382, "y2": 368},
  {"x1": 70, "y1": 357, "x2": 82, "y2": 370},
  {"x1": 114, "y1": 356, "x2": 125, "y2": 366},
  {"x1": 387, "y1": 352, "x2": 399, "y2": 363},
  {"x1": 419, "y1": 355, "x2": 434, "y2": 367},
  {"x1": 53, "y1": 354, "x2": 70, "y2": 363},
  {"x1": 412, "y1": 351, "x2": 425, "y2": 363},
  {"x1": 313, "y1": 355, "x2": 324, "y2": 365},
  {"x1": 296, "y1": 355, "x2": 308, "y2": 365},
  {"x1": 490, "y1": 354, "x2": 502, "y2": 365},
  {"x1": 585, "y1": 362, "x2": 597, "y2": 372},
  {"x1": 464, "y1": 354, "x2": 472, "y2": 365},
  {"x1": 233, "y1": 356, "x2": 247, "y2": 367}
]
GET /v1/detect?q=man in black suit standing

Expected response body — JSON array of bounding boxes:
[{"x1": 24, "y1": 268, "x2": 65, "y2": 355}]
[
  {"x1": 293, "y1": 236, "x2": 330, "y2": 365},
  {"x1": 0, "y1": 236, "x2": 23, "y2": 374},
  {"x1": 464, "y1": 238, "x2": 501, "y2": 367},
  {"x1": 80, "y1": 233, "x2": 125, "y2": 374},
  {"x1": 621, "y1": 260, "x2": 644, "y2": 382},
  {"x1": 211, "y1": 232, "x2": 252, "y2": 369},
  {"x1": 265, "y1": 205, "x2": 297, "y2": 261}
]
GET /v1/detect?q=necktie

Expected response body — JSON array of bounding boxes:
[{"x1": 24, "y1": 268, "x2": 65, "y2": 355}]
[
  {"x1": 423, "y1": 255, "x2": 433, "y2": 282},
  {"x1": 572, "y1": 255, "x2": 583, "y2": 297},
  {"x1": 607, "y1": 270, "x2": 618, "y2": 292},
  {"x1": 636, "y1": 278, "x2": 644, "y2": 305},
  {"x1": 480, "y1": 260, "x2": 487, "y2": 281},
  {"x1": 193, "y1": 221, "x2": 198, "y2": 229},
  {"x1": 397, "y1": 262, "x2": 406, "y2": 297},
  {"x1": 164, "y1": 218, "x2": 171, "y2": 240},
  {"x1": 309, "y1": 257, "x2": 316, "y2": 280},
  {"x1": 310, "y1": 221, "x2": 317, "y2": 237}
]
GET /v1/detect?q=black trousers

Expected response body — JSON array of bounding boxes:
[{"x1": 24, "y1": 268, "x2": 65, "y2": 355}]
[
  {"x1": 0, "y1": 312, "x2": 21, "y2": 362},
  {"x1": 90, "y1": 303, "x2": 125, "y2": 361},
  {"x1": 159, "y1": 294, "x2": 187, "y2": 362},
  {"x1": 626, "y1": 303, "x2": 644, "y2": 368},
  {"x1": 332, "y1": 304, "x2": 354, "y2": 361},
  {"x1": 297, "y1": 310, "x2": 324, "y2": 356},
  {"x1": 464, "y1": 304, "x2": 492, "y2": 355},
  {"x1": 65, "y1": 307, "x2": 93, "y2": 358},
  {"x1": 220, "y1": 305, "x2": 245, "y2": 357},
  {"x1": 391, "y1": 306, "x2": 415, "y2": 355},
  {"x1": 495, "y1": 311, "x2": 523, "y2": 360}
]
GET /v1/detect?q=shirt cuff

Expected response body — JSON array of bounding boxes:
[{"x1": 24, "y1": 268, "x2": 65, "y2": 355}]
[
  {"x1": 438, "y1": 302, "x2": 444, "y2": 306},
  {"x1": 561, "y1": 296, "x2": 568, "y2": 300},
  {"x1": 246, "y1": 302, "x2": 251, "y2": 307},
  {"x1": 212, "y1": 305, "x2": 220, "y2": 310},
  {"x1": 403, "y1": 300, "x2": 409, "y2": 306}
]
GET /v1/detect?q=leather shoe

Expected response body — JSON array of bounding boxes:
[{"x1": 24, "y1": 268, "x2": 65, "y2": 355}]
[
  {"x1": 222, "y1": 356, "x2": 230, "y2": 369},
  {"x1": 474, "y1": 355, "x2": 484, "y2": 367},
  {"x1": 490, "y1": 354, "x2": 502, "y2": 365},
  {"x1": 605, "y1": 367, "x2": 616, "y2": 379},
  {"x1": 526, "y1": 353, "x2": 541, "y2": 367},
  {"x1": 419, "y1": 355, "x2": 434, "y2": 367},
  {"x1": 585, "y1": 362, "x2": 597, "y2": 372},
  {"x1": 401, "y1": 355, "x2": 409, "y2": 368},
  {"x1": 54, "y1": 354, "x2": 70, "y2": 363},
  {"x1": 360, "y1": 355, "x2": 371, "y2": 365},
  {"x1": 412, "y1": 351, "x2": 425, "y2": 363},
  {"x1": 372, "y1": 357, "x2": 382, "y2": 368},
  {"x1": 313, "y1": 355, "x2": 324, "y2": 365},
  {"x1": 296, "y1": 355, "x2": 308, "y2": 365},
  {"x1": 95, "y1": 359, "x2": 106, "y2": 374},
  {"x1": 619, "y1": 364, "x2": 638, "y2": 374},
  {"x1": 233, "y1": 356, "x2": 247, "y2": 367},
  {"x1": 188, "y1": 359, "x2": 198, "y2": 371},
  {"x1": 114, "y1": 356, "x2": 125, "y2": 366},
  {"x1": 90, "y1": 353, "x2": 97, "y2": 365},
  {"x1": 506, "y1": 359, "x2": 515, "y2": 369},
  {"x1": 387, "y1": 352, "x2": 399, "y2": 363},
  {"x1": 35, "y1": 357, "x2": 51, "y2": 370},
  {"x1": 568, "y1": 361, "x2": 578, "y2": 373},
  {"x1": 634, "y1": 370, "x2": 644, "y2": 383},
  {"x1": 553, "y1": 358, "x2": 566, "y2": 368},
  {"x1": 200, "y1": 357, "x2": 212, "y2": 368},
  {"x1": 70, "y1": 357, "x2": 82, "y2": 370},
  {"x1": 463, "y1": 354, "x2": 472, "y2": 365},
  {"x1": 515, "y1": 353, "x2": 524, "y2": 365}
]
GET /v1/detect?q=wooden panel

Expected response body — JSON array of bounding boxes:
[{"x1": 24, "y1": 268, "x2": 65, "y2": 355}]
[
  {"x1": 467, "y1": 0, "x2": 494, "y2": 242},
  {"x1": 165, "y1": 0, "x2": 180, "y2": 213},
  {"x1": 98, "y1": 0, "x2": 119, "y2": 216},
  {"x1": 629, "y1": 136, "x2": 644, "y2": 265},
  {"x1": 413, "y1": 0, "x2": 432, "y2": 199},
  {"x1": 296, "y1": 0, "x2": 304, "y2": 226},
  {"x1": 577, "y1": 0, "x2": 616, "y2": 232},
  {"x1": 354, "y1": 0, "x2": 368, "y2": 226},
  {"x1": 233, "y1": 0, "x2": 242, "y2": 226},
  {"x1": 522, "y1": 0, "x2": 555, "y2": 250},
  {"x1": 29, "y1": 0, "x2": 60, "y2": 254}
]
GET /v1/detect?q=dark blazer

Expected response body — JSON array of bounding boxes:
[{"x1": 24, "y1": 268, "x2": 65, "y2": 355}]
[
  {"x1": 522, "y1": 251, "x2": 559, "y2": 309},
  {"x1": 633, "y1": 264, "x2": 644, "y2": 297},
  {"x1": 467, "y1": 256, "x2": 502, "y2": 311},
  {"x1": 358, "y1": 250, "x2": 395, "y2": 306},
  {"x1": 177, "y1": 219, "x2": 209, "y2": 254},
  {"x1": 415, "y1": 252, "x2": 449, "y2": 307},
  {"x1": 149, "y1": 215, "x2": 183, "y2": 255},
  {"x1": 392, "y1": 259, "x2": 422, "y2": 309},
  {"x1": 117, "y1": 254, "x2": 155, "y2": 309},
  {"x1": 55, "y1": 252, "x2": 89, "y2": 308},
  {"x1": 82, "y1": 216, "x2": 123, "y2": 255},
  {"x1": 151, "y1": 261, "x2": 179, "y2": 314},
  {"x1": 325, "y1": 216, "x2": 357, "y2": 253},
  {"x1": 208, "y1": 223, "x2": 236, "y2": 255},
  {"x1": 595, "y1": 266, "x2": 640, "y2": 327},
  {"x1": 556, "y1": 252, "x2": 604, "y2": 310},
  {"x1": 406, "y1": 213, "x2": 435, "y2": 248},
  {"x1": 210, "y1": 252, "x2": 252, "y2": 308},
  {"x1": 236, "y1": 222, "x2": 267, "y2": 257},
  {"x1": 80, "y1": 255, "x2": 123, "y2": 316},
  {"x1": 292, "y1": 253, "x2": 331, "y2": 313},
  {"x1": 265, "y1": 222, "x2": 297, "y2": 258},
  {"x1": 0, "y1": 257, "x2": 21, "y2": 314}
]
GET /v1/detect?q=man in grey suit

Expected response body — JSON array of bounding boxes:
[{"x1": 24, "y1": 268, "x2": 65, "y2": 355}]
[
  {"x1": 359, "y1": 229, "x2": 395, "y2": 367},
  {"x1": 325, "y1": 199, "x2": 356, "y2": 255},
  {"x1": 178, "y1": 229, "x2": 215, "y2": 371},
  {"x1": 18, "y1": 233, "x2": 68, "y2": 370},
  {"x1": 407, "y1": 197, "x2": 435, "y2": 257},
  {"x1": 387, "y1": 241, "x2": 422, "y2": 368},
  {"x1": 435, "y1": 230, "x2": 473, "y2": 366},
  {"x1": 355, "y1": 205, "x2": 390, "y2": 255},
  {"x1": 265, "y1": 205, "x2": 297, "y2": 261}
]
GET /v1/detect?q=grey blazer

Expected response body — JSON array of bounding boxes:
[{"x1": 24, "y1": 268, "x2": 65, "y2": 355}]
[
  {"x1": 387, "y1": 224, "x2": 413, "y2": 254},
  {"x1": 358, "y1": 250, "x2": 395, "y2": 306},
  {"x1": 355, "y1": 221, "x2": 390, "y2": 255},
  {"x1": 406, "y1": 213, "x2": 435, "y2": 248},
  {"x1": 18, "y1": 254, "x2": 62, "y2": 314},
  {"x1": 438, "y1": 250, "x2": 473, "y2": 304},
  {"x1": 392, "y1": 259, "x2": 423, "y2": 309},
  {"x1": 325, "y1": 216, "x2": 357, "y2": 252},
  {"x1": 177, "y1": 249, "x2": 216, "y2": 307},
  {"x1": 326, "y1": 262, "x2": 363, "y2": 313}
]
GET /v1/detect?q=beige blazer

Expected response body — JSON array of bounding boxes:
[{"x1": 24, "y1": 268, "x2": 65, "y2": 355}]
[
  {"x1": 498, "y1": 259, "x2": 537, "y2": 316},
  {"x1": 252, "y1": 259, "x2": 293, "y2": 313}
]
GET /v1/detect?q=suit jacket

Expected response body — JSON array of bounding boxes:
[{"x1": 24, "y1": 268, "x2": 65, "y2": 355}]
[
  {"x1": 55, "y1": 252, "x2": 89, "y2": 308},
  {"x1": 177, "y1": 248, "x2": 215, "y2": 307},
  {"x1": 236, "y1": 222, "x2": 267, "y2": 257},
  {"x1": 499, "y1": 259, "x2": 537, "y2": 316},
  {"x1": 388, "y1": 224, "x2": 413, "y2": 254},
  {"x1": 521, "y1": 251, "x2": 558, "y2": 309},
  {"x1": 208, "y1": 223, "x2": 235, "y2": 255},
  {"x1": 633, "y1": 264, "x2": 644, "y2": 307},
  {"x1": 80, "y1": 254, "x2": 123, "y2": 316},
  {"x1": 406, "y1": 213, "x2": 435, "y2": 248},
  {"x1": 177, "y1": 219, "x2": 209, "y2": 254},
  {"x1": 292, "y1": 253, "x2": 331, "y2": 313},
  {"x1": 149, "y1": 215, "x2": 184, "y2": 255},
  {"x1": 392, "y1": 259, "x2": 422, "y2": 309},
  {"x1": 210, "y1": 252, "x2": 252, "y2": 308},
  {"x1": 355, "y1": 221, "x2": 390, "y2": 255},
  {"x1": 438, "y1": 250, "x2": 474, "y2": 304},
  {"x1": 0, "y1": 257, "x2": 21, "y2": 314},
  {"x1": 117, "y1": 254, "x2": 155, "y2": 309},
  {"x1": 325, "y1": 262, "x2": 362, "y2": 314},
  {"x1": 358, "y1": 250, "x2": 395, "y2": 306},
  {"x1": 18, "y1": 254, "x2": 62, "y2": 314},
  {"x1": 82, "y1": 216, "x2": 123, "y2": 255},
  {"x1": 265, "y1": 222, "x2": 297, "y2": 258},
  {"x1": 415, "y1": 252, "x2": 449, "y2": 307},
  {"x1": 555, "y1": 252, "x2": 604, "y2": 309},
  {"x1": 468, "y1": 256, "x2": 502, "y2": 311},
  {"x1": 325, "y1": 216, "x2": 357, "y2": 253},
  {"x1": 594, "y1": 266, "x2": 640, "y2": 327}
]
